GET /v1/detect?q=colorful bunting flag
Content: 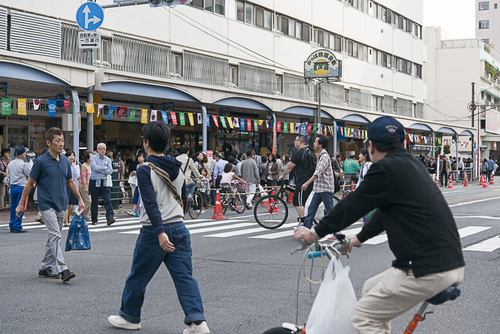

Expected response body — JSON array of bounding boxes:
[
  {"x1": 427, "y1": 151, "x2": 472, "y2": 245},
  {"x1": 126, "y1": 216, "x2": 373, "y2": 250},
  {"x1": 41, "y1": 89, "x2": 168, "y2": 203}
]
[
  {"x1": 63, "y1": 100, "x2": 70, "y2": 110},
  {"x1": 170, "y1": 111, "x2": 177, "y2": 125},
  {"x1": 179, "y1": 112, "x2": 186, "y2": 126},
  {"x1": 276, "y1": 121, "x2": 282, "y2": 133},
  {"x1": 17, "y1": 98, "x2": 26, "y2": 116},
  {"x1": 108, "y1": 106, "x2": 116, "y2": 120},
  {"x1": 254, "y1": 119, "x2": 258, "y2": 131},
  {"x1": 197, "y1": 113, "x2": 202, "y2": 124},
  {"x1": 247, "y1": 119, "x2": 252, "y2": 131},
  {"x1": 1, "y1": 97, "x2": 11, "y2": 115},
  {"x1": 187, "y1": 112, "x2": 194, "y2": 126},
  {"x1": 233, "y1": 117, "x2": 239, "y2": 128},
  {"x1": 161, "y1": 110, "x2": 168, "y2": 124},
  {"x1": 212, "y1": 115, "x2": 219, "y2": 127},
  {"x1": 227, "y1": 116, "x2": 234, "y2": 129},
  {"x1": 240, "y1": 118, "x2": 245, "y2": 130},
  {"x1": 86, "y1": 102, "x2": 94, "y2": 114},
  {"x1": 220, "y1": 116, "x2": 227, "y2": 128},
  {"x1": 117, "y1": 107, "x2": 126, "y2": 119},
  {"x1": 141, "y1": 109, "x2": 148, "y2": 124},
  {"x1": 283, "y1": 122, "x2": 288, "y2": 133},
  {"x1": 307, "y1": 123, "x2": 313, "y2": 134},
  {"x1": 129, "y1": 108, "x2": 137, "y2": 122},
  {"x1": 33, "y1": 99, "x2": 40, "y2": 111},
  {"x1": 151, "y1": 110, "x2": 158, "y2": 122},
  {"x1": 48, "y1": 99, "x2": 56, "y2": 117}
]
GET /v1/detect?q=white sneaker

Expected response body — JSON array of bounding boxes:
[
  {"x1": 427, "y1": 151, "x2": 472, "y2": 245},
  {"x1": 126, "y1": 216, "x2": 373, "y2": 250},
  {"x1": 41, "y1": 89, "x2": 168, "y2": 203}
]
[
  {"x1": 108, "y1": 315, "x2": 141, "y2": 330},
  {"x1": 183, "y1": 321, "x2": 210, "y2": 334}
]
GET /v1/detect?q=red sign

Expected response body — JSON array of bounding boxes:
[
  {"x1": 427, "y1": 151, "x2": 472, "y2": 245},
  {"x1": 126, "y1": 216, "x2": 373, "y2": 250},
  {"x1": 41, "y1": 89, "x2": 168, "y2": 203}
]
[
  {"x1": 247, "y1": 119, "x2": 252, "y2": 131},
  {"x1": 207, "y1": 150, "x2": 213, "y2": 159}
]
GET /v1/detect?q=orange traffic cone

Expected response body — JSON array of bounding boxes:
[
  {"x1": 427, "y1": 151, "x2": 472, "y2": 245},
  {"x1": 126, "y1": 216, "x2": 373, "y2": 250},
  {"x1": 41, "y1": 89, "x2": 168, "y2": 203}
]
[
  {"x1": 435, "y1": 175, "x2": 439, "y2": 186},
  {"x1": 490, "y1": 174, "x2": 495, "y2": 185},
  {"x1": 480, "y1": 175, "x2": 484, "y2": 186},
  {"x1": 483, "y1": 175, "x2": 489, "y2": 188},
  {"x1": 463, "y1": 174, "x2": 469, "y2": 187},
  {"x1": 211, "y1": 190, "x2": 227, "y2": 220},
  {"x1": 447, "y1": 174, "x2": 453, "y2": 188},
  {"x1": 350, "y1": 181, "x2": 355, "y2": 191},
  {"x1": 287, "y1": 191, "x2": 294, "y2": 204},
  {"x1": 268, "y1": 187, "x2": 281, "y2": 213}
]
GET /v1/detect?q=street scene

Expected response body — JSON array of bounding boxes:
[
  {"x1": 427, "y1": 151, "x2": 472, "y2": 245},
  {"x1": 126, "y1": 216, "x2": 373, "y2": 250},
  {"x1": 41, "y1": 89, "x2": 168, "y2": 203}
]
[{"x1": 1, "y1": 0, "x2": 500, "y2": 333}]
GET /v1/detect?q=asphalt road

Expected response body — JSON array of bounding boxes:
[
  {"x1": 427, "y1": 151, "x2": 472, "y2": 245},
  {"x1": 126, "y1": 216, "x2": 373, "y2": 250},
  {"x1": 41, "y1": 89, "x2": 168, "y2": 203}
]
[{"x1": 1, "y1": 183, "x2": 500, "y2": 333}]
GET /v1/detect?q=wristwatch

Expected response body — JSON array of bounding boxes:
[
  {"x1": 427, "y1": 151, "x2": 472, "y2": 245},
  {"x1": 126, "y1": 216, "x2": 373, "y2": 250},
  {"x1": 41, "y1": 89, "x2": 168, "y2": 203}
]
[{"x1": 310, "y1": 226, "x2": 319, "y2": 241}]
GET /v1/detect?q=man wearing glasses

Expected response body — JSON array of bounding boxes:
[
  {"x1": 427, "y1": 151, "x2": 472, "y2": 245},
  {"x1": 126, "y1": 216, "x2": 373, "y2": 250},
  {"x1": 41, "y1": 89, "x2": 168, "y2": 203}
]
[{"x1": 89, "y1": 143, "x2": 115, "y2": 226}]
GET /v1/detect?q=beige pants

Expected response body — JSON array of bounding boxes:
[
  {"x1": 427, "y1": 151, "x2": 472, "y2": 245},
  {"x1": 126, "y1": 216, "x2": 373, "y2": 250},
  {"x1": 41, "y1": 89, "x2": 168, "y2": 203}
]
[
  {"x1": 79, "y1": 185, "x2": 91, "y2": 220},
  {"x1": 350, "y1": 266, "x2": 464, "y2": 334}
]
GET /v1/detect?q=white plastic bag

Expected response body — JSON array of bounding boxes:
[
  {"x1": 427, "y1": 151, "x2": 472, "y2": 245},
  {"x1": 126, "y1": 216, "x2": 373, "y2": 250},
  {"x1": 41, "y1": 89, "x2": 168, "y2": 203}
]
[{"x1": 306, "y1": 255, "x2": 357, "y2": 334}]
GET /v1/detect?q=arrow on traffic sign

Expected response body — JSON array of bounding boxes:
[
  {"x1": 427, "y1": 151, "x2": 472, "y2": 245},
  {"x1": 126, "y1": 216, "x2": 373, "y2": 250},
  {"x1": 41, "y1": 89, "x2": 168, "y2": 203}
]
[{"x1": 83, "y1": 5, "x2": 102, "y2": 29}]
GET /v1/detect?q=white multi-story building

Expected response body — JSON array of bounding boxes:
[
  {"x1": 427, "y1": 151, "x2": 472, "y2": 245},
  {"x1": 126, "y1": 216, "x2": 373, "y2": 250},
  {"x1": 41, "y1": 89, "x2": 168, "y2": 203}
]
[
  {"x1": 0, "y1": 0, "x2": 472, "y2": 161},
  {"x1": 425, "y1": 26, "x2": 500, "y2": 175},
  {"x1": 476, "y1": 0, "x2": 500, "y2": 50}
]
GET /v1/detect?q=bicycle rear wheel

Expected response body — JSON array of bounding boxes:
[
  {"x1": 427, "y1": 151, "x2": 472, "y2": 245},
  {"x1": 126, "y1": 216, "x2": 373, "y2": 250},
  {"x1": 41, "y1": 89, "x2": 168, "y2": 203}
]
[
  {"x1": 235, "y1": 192, "x2": 246, "y2": 214},
  {"x1": 188, "y1": 191, "x2": 204, "y2": 220},
  {"x1": 254, "y1": 195, "x2": 288, "y2": 229}
]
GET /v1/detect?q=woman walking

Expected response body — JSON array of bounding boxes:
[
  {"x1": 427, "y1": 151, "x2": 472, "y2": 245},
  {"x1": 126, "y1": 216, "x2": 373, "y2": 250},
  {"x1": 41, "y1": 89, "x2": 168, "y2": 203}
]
[
  {"x1": 265, "y1": 153, "x2": 279, "y2": 188},
  {"x1": 79, "y1": 150, "x2": 92, "y2": 220},
  {"x1": 64, "y1": 150, "x2": 80, "y2": 226}
]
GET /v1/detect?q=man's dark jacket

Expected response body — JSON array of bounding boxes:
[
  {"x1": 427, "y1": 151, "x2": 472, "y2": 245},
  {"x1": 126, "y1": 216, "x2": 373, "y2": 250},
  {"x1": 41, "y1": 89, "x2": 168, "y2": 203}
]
[{"x1": 316, "y1": 148, "x2": 465, "y2": 278}]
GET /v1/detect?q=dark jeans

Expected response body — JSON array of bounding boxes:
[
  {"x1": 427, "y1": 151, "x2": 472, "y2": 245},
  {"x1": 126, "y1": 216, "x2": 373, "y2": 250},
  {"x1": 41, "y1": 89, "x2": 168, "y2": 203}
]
[
  {"x1": 9, "y1": 185, "x2": 25, "y2": 231},
  {"x1": 440, "y1": 172, "x2": 448, "y2": 187},
  {"x1": 89, "y1": 179, "x2": 114, "y2": 223},
  {"x1": 304, "y1": 191, "x2": 335, "y2": 229},
  {"x1": 487, "y1": 170, "x2": 493, "y2": 182},
  {"x1": 119, "y1": 222, "x2": 205, "y2": 325}
]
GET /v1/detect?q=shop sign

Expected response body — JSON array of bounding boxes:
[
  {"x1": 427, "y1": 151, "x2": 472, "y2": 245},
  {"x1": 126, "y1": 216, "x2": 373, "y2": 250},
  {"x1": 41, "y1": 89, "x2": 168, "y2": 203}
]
[
  {"x1": 220, "y1": 108, "x2": 231, "y2": 116},
  {"x1": 304, "y1": 49, "x2": 342, "y2": 80},
  {"x1": 0, "y1": 82, "x2": 7, "y2": 97}
]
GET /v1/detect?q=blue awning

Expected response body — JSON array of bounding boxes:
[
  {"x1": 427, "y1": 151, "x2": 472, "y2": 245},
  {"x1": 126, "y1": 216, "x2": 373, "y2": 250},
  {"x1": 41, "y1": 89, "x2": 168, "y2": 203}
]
[
  {"x1": 408, "y1": 123, "x2": 433, "y2": 132},
  {"x1": 0, "y1": 61, "x2": 67, "y2": 86},
  {"x1": 281, "y1": 106, "x2": 333, "y2": 119},
  {"x1": 460, "y1": 130, "x2": 474, "y2": 136},
  {"x1": 214, "y1": 97, "x2": 271, "y2": 111},
  {"x1": 341, "y1": 114, "x2": 370, "y2": 124},
  {"x1": 100, "y1": 81, "x2": 200, "y2": 103},
  {"x1": 437, "y1": 127, "x2": 457, "y2": 135}
]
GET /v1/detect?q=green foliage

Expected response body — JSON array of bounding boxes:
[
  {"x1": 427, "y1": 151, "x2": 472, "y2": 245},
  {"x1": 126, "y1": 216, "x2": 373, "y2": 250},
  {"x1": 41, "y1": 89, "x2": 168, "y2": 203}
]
[
  {"x1": 485, "y1": 62, "x2": 499, "y2": 80},
  {"x1": 435, "y1": 146, "x2": 442, "y2": 155},
  {"x1": 444, "y1": 145, "x2": 451, "y2": 154}
]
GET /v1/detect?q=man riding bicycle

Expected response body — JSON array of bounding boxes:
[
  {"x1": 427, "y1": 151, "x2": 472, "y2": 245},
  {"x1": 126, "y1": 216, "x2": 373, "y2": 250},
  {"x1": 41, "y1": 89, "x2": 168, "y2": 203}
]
[{"x1": 294, "y1": 116, "x2": 465, "y2": 334}]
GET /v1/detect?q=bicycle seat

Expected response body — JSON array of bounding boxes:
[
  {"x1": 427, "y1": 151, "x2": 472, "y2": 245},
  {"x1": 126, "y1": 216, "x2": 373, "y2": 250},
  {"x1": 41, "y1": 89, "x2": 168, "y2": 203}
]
[{"x1": 426, "y1": 285, "x2": 460, "y2": 305}]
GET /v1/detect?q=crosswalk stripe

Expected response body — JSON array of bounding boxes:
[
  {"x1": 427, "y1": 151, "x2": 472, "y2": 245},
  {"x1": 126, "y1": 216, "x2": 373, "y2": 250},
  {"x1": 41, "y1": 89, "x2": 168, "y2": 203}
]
[
  {"x1": 91, "y1": 224, "x2": 143, "y2": 232},
  {"x1": 363, "y1": 235, "x2": 388, "y2": 245},
  {"x1": 119, "y1": 222, "x2": 255, "y2": 235},
  {"x1": 458, "y1": 226, "x2": 491, "y2": 238},
  {"x1": 464, "y1": 235, "x2": 500, "y2": 252},
  {"x1": 204, "y1": 223, "x2": 297, "y2": 238}
]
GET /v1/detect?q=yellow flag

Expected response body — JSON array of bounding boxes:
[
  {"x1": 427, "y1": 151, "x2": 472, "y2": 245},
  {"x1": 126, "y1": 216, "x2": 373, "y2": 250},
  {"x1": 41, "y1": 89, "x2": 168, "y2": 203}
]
[
  {"x1": 290, "y1": 122, "x2": 294, "y2": 133},
  {"x1": 86, "y1": 103, "x2": 94, "y2": 113},
  {"x1": 188, "y1": 112, "x2": 194, "y2": 126},
  {"x1": 227, "y1": 116, "x2": 234, "y2": 129},
  {"x1": 141, "y1": 109, "x2": 148, "y2": 124},
  {"x1": 258, "y1": 120, "x2": 263, "y2": 126},
  {"x1": 18, "y1": 98, "x2": 27, "y2": 115}
]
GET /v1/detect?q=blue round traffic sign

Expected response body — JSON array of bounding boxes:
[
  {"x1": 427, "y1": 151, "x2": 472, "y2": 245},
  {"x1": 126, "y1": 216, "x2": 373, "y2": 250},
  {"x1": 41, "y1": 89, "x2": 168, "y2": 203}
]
[{"x1": 76, "y1": 2, "x2": 104, "y2": 31}]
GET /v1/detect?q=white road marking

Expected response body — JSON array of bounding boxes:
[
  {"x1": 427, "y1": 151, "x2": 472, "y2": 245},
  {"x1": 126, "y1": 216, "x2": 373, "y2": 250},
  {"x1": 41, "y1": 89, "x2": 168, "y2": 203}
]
[
  {"x1": 449, "y1": 196, "x2": 500, "y2": 207},
  {"x1": 464, "y1": 235, "x2": 500, "y2": 252},
  {"x1": 204, "y1": 223, "x2": 296, "y2": 238},
  {"x1": 458, "y1": 226, "x2": 492, "y2": 238}
]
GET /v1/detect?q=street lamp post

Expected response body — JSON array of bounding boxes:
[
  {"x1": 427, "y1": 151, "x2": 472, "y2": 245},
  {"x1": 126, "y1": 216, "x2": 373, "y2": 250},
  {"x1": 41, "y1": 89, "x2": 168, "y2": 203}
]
[{"x1": 477, "y1": 84, "x2": 500, "y2": 179}]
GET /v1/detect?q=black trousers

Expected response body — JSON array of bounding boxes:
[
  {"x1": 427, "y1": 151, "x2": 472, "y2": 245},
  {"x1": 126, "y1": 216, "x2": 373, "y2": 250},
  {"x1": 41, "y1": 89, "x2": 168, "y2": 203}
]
[
  {"x1": 440, "y1": 171, "x2": 448, "y2": 187},
  {"x1": 89, "y1": 179, "x2": 114, "y2": 223}
]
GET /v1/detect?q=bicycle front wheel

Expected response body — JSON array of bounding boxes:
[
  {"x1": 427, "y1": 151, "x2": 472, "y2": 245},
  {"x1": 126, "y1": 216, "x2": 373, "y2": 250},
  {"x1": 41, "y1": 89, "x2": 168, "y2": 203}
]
[
  {"x1": 234, "y1": 192, "x2": 246, "y2": 214},
  {"x1": 188, "y1": 191, "x2": 204, "y2": 220},
  {"x1": 254, "y1": 195, "x2": 288, "y2": 229}
]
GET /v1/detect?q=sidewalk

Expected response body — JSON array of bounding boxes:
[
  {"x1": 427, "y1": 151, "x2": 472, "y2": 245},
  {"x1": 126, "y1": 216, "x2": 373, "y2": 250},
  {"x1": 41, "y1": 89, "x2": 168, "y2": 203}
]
[{"x1": 0, "y1": 202, "x2": 136, "y2": 225}]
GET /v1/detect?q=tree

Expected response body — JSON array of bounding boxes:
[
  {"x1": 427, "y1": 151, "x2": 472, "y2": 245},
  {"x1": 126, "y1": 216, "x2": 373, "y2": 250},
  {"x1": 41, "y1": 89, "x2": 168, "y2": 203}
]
[{"x1": 444, "y1": 145, "x2": 451, "y2": 155}]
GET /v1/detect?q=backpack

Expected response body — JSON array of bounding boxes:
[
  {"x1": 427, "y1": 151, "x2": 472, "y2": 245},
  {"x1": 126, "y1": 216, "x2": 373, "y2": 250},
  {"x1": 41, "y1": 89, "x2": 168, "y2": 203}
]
[{"x1": 303, "y1": 148, "x2": 317, "y2": 177}]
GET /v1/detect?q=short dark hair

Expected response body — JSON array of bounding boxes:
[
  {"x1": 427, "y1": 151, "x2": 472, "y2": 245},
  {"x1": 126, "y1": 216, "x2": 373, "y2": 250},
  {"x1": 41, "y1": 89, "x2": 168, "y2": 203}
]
[
  {"x1": 261, "y1": 155, "x2": 267, "y2": 163},
  {"x1": 1, "y1": 148, "x2": 9, "y2": 156},
  {"x1": 142, "y1": 121, "x2": 170, "y2": 153},
  {"x1": 315, "y1": 134, "x2": 329, "y2": 149},
  {"x1": 371, "y1": 140, "x2": 404, "y2": 153},
  {"x1": 227, "y1": 156, "x2": 235, "y2": 164},
  {"x1": 350, "y1": 154, "x2": 356, "y2": 159},
  {"x1": 360, "y1": 148, "x2": 370, "y2": 162},
  {"x1": 65, "y1": 150, "x2": 74, "y2": 158},
  {"x1": 276, "y1": 153, "x2": 281, "y2": 159},
  {"x1": 45, "y1": 127, "x2": 63, "y2": 143},
  {"x1": 110, "y1": 149, "x2": 117, "y2": 159},
  {"x1": 224, "y1": 163, "x2": 232, "y2": 173},
  {"x1": 179, "y1": 144, "x2": 190, "y2": 155},
  {"x1": 229, "y1": 151, "x2": 237, "y2": 158},
  {"x1": 82, "y1": 150, "x2": 92, "y2": 163},
  {"x1": 214, "y1": 152, "x2": 222, "y2": 159},
  {"x1": 246, "y1": 150, "x2": 253, "y2": 157},
  {"x1": 296, "y1": 135, "x2": 307, "y2": 144},
  {"x1": 137, "y1": 151, "x2": 145, "y2": 159}
]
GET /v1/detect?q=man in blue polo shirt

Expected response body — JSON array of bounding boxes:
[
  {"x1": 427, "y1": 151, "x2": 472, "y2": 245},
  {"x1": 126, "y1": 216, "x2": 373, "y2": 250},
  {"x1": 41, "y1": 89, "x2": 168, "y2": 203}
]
[{"x1": 16, "y1": 127, "x2": 83, "y2": 283}]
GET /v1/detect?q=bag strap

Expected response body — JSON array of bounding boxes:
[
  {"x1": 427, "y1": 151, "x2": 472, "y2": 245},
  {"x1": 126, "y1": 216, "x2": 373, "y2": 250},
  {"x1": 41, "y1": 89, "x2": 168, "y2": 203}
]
[
  {"x1": 183, "y1": 157, "x2": 190, "y2": 174},
  {"x1": 143, "y1": 162, "x2": 183, "y2": 207}
]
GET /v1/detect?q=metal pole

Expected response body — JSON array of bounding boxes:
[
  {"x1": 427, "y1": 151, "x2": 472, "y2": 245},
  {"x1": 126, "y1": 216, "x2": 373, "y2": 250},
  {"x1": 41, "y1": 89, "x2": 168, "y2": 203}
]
[
  {"x1": 71, "y1": 89, "x2": 80, "y2": 163},
  {"x1": 471, "y1": 134, "x2": 475, "y2": 181},
  {"x1": 432, "y1": 132, "x2": 435, "y2": 159},
  {"x1": 317, "y1": 81, "x2": 322, "y2": 127},
  {"x1": 201, "y1": 104, "x2": 207, "y2": 152},
  {"x1": 87, "y1": 86, "x2": 94, "y2": 152},
  {"x1": 272, "y1": 112, "x2": 277, "y2": 155},
  {"x1": 333, "y1": 120, "x2": 337, "y2": 156},
  {"x1": 455, "y1": 135, "x2": 459, "y2": 182},
  {"x1": 471, "y1": 82, "x2": 475, "y2": 128},
  {"x1": 477, "y1": 92, "x2": 480, "y2": 180}
]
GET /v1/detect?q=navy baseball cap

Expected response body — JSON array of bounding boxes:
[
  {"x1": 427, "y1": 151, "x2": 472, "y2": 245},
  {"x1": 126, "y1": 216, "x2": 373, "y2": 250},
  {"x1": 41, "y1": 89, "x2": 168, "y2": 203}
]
[
  {"x1": 15, "y1": 146, "x2": 28, "y2": 156},
  {"x1": 366, "y1": 116, "x2": 405, "y2": 144}
]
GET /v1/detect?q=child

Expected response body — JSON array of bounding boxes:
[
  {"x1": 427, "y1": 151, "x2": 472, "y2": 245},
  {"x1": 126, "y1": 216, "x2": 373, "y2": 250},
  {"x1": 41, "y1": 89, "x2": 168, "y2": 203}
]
[
  {"x1": 220, "y1": 163, "x2": 245, "y2": 211},
  {"x1": 198, "y1": 167, "x2": 210, "y2": 213}
]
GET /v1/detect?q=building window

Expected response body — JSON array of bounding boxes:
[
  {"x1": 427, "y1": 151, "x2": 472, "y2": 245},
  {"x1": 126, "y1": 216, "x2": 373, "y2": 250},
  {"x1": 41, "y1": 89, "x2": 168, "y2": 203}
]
[
  {"x1": 275, "y1": 74, "x2": 283, "y2": 94},
  {"x1": 214, "y1": 0, "x2": 224, "y2": 15},
  {"x1": 245, "y1": 3, "x2": 254, "y2": 25},
  {"x1": 204, "y1": 0, "x2": 213, "y2": 12},
  {"x1": 302, "y1": 23, "x2": 311, "y2": 42},
  {"x1": 236, "y1": 1, "x2": 244, "y2": 21},
  {"x1": 295, "y1": 21, "x2": 302, "y2": 39},
  {"x1": 344, "y1": 89, "x2": 350, "y2": 105},
  {"x1": 479, "y1": 1, "x2": 490, "y2": 10},
  {"x1": 229, "y1": 65, "x2": 238, "y2": 86},
  {"x1": 253, "y1": 7, "x2": 271, "y2": 29},
  {"x1": 373, "y1": 95, "x2": 383, "y2": 112},
  {"x1": 288, "y1": 18, "x2": 296, "y2": 37},
  {"x1": 192, "y1": 0, "x2": 203, "y2": 8},
  {"x1": 495, "y1": 3, "x2": 498, "y2": 9},
  {"x1": 483, "y1": 38, "x2": 490, "y2": 45},
  {"x1": 414, "y1": 64, "x2": 422, "y2": 78},
  {"x1": 479, "y1": 20, "x2": 490, "y2": 29},
  {"x1": 171, "y1": 53, "x2": 182, "y2": 76},
  {"x1": 281, "y1": 16, "x2": 289, "y2": 35}
]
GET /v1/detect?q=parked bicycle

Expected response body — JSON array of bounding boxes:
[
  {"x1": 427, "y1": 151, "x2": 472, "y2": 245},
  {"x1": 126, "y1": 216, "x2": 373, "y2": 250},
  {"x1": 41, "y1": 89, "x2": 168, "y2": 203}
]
[
  {"x1": 253, "y1": 182, "x2": 293, "y2": 229},
  {"x1": 187, "y1": 186, "x2": 205, "y2": 219},
  {"x1": 220, "y1": 180, "x2": 247, "y2": 215},
  {"x1": 262, "y1": 235, "x2": 461, "y2": 334}
]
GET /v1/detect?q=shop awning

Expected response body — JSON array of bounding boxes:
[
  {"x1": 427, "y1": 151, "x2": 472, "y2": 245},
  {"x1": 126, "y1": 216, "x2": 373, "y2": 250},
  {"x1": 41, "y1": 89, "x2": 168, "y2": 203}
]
[
  {"x1": 437, "y1": 127, "x2": 457, "y2": 135},
  {"x1": 408, "y1": 123, "x2": 433, "y2": 132},
  {"x1": 0, "y1": 61, "x2": 67, "y2": 86},
  {"x1": 460, "y1": 130, "x2": 474, "y2": 136},
  {"x1": 341, "y1": 114, "x2": 370, "y2": 124},
  {"x1": 281, "y1": 106, "x2": 333, "y2": 119},
  {"x1": 100, "y1": 81, "x2": 200, "y2": 103},
  {"x1": 214, "y1": 97, "x2": 271, "y2": 111}
]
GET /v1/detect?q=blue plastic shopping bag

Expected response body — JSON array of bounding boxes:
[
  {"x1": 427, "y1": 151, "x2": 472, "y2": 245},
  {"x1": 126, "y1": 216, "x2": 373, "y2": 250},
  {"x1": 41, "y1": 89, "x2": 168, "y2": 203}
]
[{"x1": 65, "y1": 214, "x2": 91, "y2": 251}]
